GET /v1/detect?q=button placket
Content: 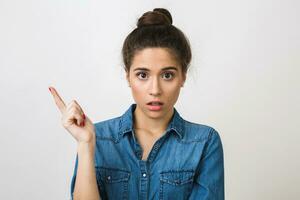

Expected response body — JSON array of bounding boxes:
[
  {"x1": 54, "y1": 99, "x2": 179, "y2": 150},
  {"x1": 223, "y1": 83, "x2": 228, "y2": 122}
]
[{"x1": 139, "y1": 160, "x2": 149, "y2": 199}]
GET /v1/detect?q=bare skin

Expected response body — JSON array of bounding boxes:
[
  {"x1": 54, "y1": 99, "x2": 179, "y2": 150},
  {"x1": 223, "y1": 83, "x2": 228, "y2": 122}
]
[
  {"x1": 126, "y1": 47, "x2": 186, "y2": 161},
  {"x1": 49, "y1": 86, "x2": 101, "y2": 200}
]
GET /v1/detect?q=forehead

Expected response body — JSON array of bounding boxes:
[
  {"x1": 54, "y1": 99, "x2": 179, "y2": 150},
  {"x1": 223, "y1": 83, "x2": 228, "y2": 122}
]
[{"x1": 131, "y1": 47, "x2": 179, "y2": 70}]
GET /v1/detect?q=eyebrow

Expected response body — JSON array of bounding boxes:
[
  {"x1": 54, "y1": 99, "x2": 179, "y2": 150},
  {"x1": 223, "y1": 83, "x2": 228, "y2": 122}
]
[{"x1": 133, "y1": 66, "x2": 178, "y2": 71}]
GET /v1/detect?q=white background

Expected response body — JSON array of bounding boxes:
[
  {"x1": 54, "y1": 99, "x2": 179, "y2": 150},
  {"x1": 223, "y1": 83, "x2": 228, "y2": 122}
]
[{"x1": 0, "y1": 0, "x2": 299, "y2": 199}]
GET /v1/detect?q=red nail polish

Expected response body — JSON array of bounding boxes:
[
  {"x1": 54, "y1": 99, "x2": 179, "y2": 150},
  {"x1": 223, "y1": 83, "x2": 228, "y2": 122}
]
[
  {"x1": 83, "y1": 114, "x2": 86, "y2": 120},
  {"x1": 49, "y1": 87, "x2": 51, "y2": 92},
  {"x1": 82, "y1": 121, "x2": 85, "y2": 126}
]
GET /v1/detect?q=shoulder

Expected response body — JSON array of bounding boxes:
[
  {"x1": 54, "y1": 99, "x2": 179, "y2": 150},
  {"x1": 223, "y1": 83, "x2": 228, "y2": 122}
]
[
  {"x1": 181, "y1": 118, "x2": 221, "y2": 143},
  {"x1": 93, "y1": 116, "x2": 122, "y2": 140}
]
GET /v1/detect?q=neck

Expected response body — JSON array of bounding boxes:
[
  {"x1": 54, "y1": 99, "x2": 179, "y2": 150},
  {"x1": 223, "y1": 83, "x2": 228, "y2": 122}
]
[{"x1": 133, "y1": 105, "x2": 174, "y2": 137}]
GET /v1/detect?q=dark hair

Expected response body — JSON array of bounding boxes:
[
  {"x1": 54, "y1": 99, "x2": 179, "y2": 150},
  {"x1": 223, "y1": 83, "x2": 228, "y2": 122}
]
[{"x1": 122, "y1": 8, "x2": 192, "y2": 74}]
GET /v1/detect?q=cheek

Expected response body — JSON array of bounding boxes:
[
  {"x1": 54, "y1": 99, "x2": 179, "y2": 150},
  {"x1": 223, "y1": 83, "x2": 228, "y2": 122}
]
[
  {"x1": 166, "y1": 85, "x2": 181, "y2": 98},
  {"x1": 130, "y1": 82, "x2": 146, "y2": 97},
  {"x1": 164, "y1": 83, "x2": 180, "y2": 93}
]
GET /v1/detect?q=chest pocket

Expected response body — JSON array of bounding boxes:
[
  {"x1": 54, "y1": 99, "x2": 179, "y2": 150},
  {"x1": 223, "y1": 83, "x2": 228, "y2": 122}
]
[
  {"x1": 159, "y1": 170, "x2": 195, "y2": 200},
  {"x1": 96, "y1": 167, "x2": 130, "y2": 200}
]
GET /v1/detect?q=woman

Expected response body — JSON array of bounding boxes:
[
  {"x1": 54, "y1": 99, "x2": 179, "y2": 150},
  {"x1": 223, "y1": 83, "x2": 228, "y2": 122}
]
[{"x1": 49, "y1": 8, "x2": 224, "y2": 200}]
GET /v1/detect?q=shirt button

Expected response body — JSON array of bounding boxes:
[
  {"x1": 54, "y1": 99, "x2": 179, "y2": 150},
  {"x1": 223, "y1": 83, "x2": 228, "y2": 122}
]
[
  {"x1": 142, "y1": 173, "x2": 147, "y2": 177},
  {"x1": 107, "y1": 176, "x2": 111, "y2": 180}
]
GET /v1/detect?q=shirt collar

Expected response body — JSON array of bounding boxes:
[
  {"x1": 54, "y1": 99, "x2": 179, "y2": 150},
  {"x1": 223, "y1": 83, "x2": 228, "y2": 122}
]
[{"x1": 118, "y1": 103, "x2": 185, "y2": 140}]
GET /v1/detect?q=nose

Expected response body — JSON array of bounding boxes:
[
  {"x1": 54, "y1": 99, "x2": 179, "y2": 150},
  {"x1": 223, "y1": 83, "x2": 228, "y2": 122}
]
[{"x1": 149, "y1": 77, "x2": 161, "y2": 96}]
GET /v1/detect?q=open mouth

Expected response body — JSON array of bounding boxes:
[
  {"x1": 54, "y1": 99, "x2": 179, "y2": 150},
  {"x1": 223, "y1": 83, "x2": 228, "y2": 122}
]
[
  {"x1": 147, "y1": 102, "x2": 163, "y2": 105},
  {"x1": 147, "y1": 100, "x2": 164, "y2": 105},
  {"x1": 147, "y1": 101, "x2": 164, "y2": 111}
]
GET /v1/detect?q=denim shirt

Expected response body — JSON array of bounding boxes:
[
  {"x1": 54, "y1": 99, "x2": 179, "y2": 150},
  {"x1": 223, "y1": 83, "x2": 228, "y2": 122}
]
[{"x1": 70, "y1": 103, "x2": 224, "y2": 200}]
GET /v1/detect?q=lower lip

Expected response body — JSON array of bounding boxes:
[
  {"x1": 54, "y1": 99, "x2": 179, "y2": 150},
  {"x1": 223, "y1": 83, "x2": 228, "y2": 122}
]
[{"x1": 147, "y1": 104, "x2": 163, "y2": 111}]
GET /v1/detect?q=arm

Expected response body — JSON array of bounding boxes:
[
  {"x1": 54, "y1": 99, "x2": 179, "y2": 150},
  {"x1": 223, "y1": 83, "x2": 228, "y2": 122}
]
[
  {"x1": 188, "y1": 128, "x2": 225, "y2": 200},
  {"x1": 71, "y1": 141, "x2": 101, "y2": 200},
  {"x1": 48, "y1": 87, "x2": 101, "y2": 199}
]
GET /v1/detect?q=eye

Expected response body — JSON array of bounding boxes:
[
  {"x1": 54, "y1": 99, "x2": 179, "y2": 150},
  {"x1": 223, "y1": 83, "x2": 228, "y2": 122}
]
[
  {"x1": 136, "y1": 72, "x2": 148, "y2": 80},
  {"x1": 162, "y1": 72, "x2": 174, "y2": 80}
]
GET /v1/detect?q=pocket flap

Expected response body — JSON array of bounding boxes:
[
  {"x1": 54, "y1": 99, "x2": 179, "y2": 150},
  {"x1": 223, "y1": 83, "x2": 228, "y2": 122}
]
[
  {"x1": 160, "y1": 170, "x2": 194, "y2": 185},
  {"x1": 97, "y1": 167, "x2": 130, "y2": 183}
]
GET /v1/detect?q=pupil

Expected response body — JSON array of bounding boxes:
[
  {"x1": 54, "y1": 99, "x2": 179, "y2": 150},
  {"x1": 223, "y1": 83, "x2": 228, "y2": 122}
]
[{"x1": 165, "y1": 73, "x2": 171, "y2": 79}]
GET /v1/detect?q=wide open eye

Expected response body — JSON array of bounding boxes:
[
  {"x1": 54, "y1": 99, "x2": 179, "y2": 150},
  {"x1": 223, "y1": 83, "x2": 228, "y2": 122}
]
[
  {"x1": 162, "y1": 72, "x2": 175, "y2": 80},
  {"x1": 136, "y1": 72, "x2": 148, "y2": 80}
]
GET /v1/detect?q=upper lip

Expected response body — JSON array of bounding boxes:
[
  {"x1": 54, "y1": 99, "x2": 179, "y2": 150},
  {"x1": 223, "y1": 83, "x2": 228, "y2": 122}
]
[{"x1": 147, "y1": 100, "x2": 164, "y2": 105}]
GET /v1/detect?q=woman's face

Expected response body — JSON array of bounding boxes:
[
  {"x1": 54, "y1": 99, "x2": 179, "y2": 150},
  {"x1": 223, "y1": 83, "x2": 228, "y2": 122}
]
[{"x1": 126, "y1": 47, "x2": 186, "y2": 119}]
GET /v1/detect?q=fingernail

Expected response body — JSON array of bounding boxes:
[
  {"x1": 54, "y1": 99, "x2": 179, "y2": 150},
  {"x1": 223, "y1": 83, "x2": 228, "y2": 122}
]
[
  {"x1": 80, "y1": 122, "x2": 83, "y2": 126},
  {"x1": 83, "y1": 114, "x2": 86, "y2": 120},
  {"x1": 48, "y1": 87, "x2": 51, "y2": 92},
  {"x1": 82, "y1": 121, "x2": 85, "y2": 126}
]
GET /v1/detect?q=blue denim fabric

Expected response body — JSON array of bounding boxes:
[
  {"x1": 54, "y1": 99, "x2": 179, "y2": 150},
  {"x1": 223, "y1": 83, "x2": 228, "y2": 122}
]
[{"x1": 70, "y1": 103, "x2": 224, "y2": 200}]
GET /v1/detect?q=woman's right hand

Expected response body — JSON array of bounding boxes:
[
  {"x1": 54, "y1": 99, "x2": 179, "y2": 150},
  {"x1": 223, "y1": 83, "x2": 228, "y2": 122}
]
[{"x1": 49, "y1": 86, "x2": 95, "y2": 144}]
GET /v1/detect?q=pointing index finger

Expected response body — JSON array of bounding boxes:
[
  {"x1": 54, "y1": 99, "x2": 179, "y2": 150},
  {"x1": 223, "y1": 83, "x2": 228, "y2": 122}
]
[{"x1": 49, "y1": 86, "x2": 66, "y2": 113}]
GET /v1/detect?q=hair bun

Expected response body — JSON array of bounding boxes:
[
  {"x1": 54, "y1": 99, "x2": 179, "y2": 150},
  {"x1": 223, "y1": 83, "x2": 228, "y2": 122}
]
[{"x1": 137, "y1": 8, "x2": 173, "y2": 28}]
